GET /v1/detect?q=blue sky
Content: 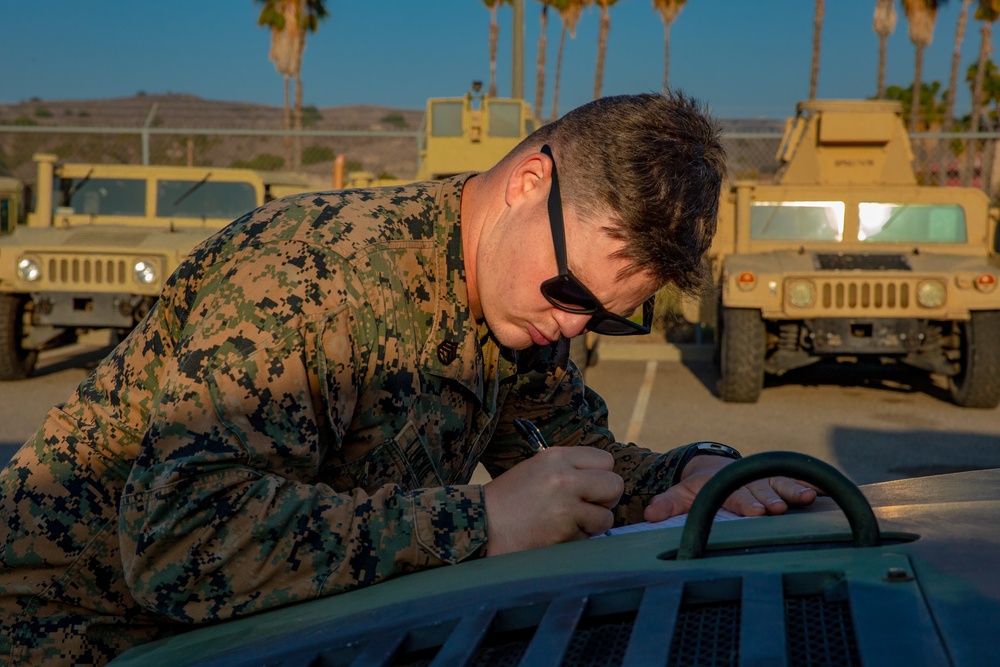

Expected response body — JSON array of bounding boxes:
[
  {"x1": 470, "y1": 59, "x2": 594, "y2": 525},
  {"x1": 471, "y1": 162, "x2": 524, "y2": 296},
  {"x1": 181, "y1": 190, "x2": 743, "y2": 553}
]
[{"x1": 4, "y1": 1, "x2": 994, "y2": 119}]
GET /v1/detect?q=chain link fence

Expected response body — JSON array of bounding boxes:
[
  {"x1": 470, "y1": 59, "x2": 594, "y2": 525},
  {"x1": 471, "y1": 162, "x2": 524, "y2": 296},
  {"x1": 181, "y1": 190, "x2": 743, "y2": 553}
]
[{"x1": 2, "y1": 101, "x2": 999, "y2": 203}]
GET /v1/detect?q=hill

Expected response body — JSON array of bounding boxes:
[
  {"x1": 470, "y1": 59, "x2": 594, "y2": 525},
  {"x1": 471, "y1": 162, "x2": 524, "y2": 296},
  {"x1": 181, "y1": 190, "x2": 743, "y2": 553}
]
[
  {"x1": 0, "y1": 93, "x2": 784, "y2": 183},
  {"x1": 0, "y1": 93, "x2": 426, "y2": 183}
]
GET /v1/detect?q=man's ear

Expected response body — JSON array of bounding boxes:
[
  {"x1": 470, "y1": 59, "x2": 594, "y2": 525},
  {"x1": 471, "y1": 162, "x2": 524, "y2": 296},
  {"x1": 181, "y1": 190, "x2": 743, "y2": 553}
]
[{"x1": 504, "y1": 151, "x2": 552, "y2": 207}]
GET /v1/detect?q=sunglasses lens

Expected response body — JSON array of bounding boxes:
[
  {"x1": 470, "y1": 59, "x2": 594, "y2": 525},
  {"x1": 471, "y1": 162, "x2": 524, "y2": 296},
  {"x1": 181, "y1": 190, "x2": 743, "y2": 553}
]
[{"x1": 542, "y1": 275, "x2": 599, "y2": 313}]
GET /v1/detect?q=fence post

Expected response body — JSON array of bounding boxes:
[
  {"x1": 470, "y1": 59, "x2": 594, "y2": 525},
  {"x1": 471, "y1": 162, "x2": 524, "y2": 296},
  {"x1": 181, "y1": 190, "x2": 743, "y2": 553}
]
[{"x1": 141, "y1": 103, "x2": 158, "y2": 166}]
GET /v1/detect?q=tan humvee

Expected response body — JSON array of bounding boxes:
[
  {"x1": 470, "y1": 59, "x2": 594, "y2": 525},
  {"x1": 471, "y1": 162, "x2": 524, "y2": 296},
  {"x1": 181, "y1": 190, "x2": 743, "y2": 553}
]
[
  {"x1": 687, "y1": 100, "x2": 1000, "y2": 408},
  {"x1": 0, "y1": 154, "x2": 317, "y2": 380},
  {"x1": 342, "y1": 82, "x2": 535, "y2": 188}
]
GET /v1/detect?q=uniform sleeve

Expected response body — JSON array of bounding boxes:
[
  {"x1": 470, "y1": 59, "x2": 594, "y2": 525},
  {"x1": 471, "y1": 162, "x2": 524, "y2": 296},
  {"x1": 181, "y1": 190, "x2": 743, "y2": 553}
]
[
  {"x1": 118, "y1": 243, "x2": 486, "y2": 624},
  {"x1": 482, "y1": 338, "x2": 691, "y2": 526}
]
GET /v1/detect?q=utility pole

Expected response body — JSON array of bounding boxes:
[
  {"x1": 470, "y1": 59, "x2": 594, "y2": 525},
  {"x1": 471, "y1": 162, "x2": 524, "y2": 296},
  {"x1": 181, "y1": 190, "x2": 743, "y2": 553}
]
[{"x1": 512, "y1": 0, "x2": 525, "y2": 100}]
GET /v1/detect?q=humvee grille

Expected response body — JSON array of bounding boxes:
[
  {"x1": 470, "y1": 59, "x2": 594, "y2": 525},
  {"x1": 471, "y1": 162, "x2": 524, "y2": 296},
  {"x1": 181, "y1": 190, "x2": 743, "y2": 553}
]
[
  {"x1": 39, "y1": 255, "x2": 129, "y2": 288},
  {"x1": 810, "y1": 278, "x2": 915, "y2": 311}
]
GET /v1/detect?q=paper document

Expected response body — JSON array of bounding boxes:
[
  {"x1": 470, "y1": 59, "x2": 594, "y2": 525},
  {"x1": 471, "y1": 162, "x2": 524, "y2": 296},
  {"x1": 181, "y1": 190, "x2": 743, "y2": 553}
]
[{"x1": 592, "y1": 508, "x2": 748, "y2": 538}]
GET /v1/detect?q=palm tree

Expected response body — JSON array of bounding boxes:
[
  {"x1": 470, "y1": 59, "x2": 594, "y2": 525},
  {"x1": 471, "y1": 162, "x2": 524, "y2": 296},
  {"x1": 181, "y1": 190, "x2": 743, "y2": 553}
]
[
  {"x1": 901, "y1": 0, "x2": 947, "y2": 133},
  {"x1": 535, "y1": 1, "x2": 553, "y2": 122},
  {"x1": 651, "y1": 0, "x2": 687, "y2": 94},
  {"x1": 484, "y1": 0, "x2": 512, "y2": 97},
  {"x1": 946, "y1": 0, "x2": 974, "y2": 125},
  {"x1": 593, "y1": 0, "x2": 620, "y2": 99},
  {"x1": 809, "y1": 0, "x2": 825, "y2": 99},
  {"x1": 550, "y1": 0, "x2": 586, "y2": 120},
  {"x1": 886, "y1": 81, "x2": 946, "y2": 130},
  {"x1": 257, "y1": 0, "x2": 328, "y2": 170},
  {"x1": 970, "y1": 1, "x2": 1000, "y2": 134},
  {"x1": 966, "y1": 1, "x2": 1000, "y2": 184},
  {"x1": 874, "y1": 0, "x2": 898, "y2": 99}
]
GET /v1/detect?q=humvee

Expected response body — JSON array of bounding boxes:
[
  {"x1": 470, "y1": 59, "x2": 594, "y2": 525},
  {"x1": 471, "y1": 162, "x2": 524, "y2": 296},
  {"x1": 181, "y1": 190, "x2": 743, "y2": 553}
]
[
  {"x1": 0, "y1": 154, "x2": 315, "y2": 380},
  {"x1": 343, "y1": 82, "x2": 535, "y2": 187},
  {"x1": 108, "y1": 451, "x2": 1000, "y2": 666},
  {"x1": 688, "y1": 100, "x2": 1000, "y2": 408}
]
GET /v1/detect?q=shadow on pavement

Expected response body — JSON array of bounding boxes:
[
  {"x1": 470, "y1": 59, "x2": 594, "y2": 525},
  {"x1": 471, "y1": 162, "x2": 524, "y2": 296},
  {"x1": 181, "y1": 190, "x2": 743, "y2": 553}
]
[
  {"x1": 0, "y1": 442, "x2": 24, "y2": 469},
  {"x1": 32, "y1": 343, "x2": 116, "y2": 379},
  {"x1": 831, "y1": 426, "x2": 1000, "y2": 485},
  {"x1": 682, "y1": 358, "x2": 954, "y2": 404}
]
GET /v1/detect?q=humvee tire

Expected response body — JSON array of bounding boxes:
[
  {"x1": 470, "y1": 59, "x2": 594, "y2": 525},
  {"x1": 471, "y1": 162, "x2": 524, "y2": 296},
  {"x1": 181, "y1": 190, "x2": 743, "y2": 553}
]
[
  {"x1": 0, "y1": 294, "x2": 38, "y2": 381},
  {"x1": 718, "y1": 307, "x2": 765, "y2": 403},
  {"x1": 948, "y1": 310, "x2": 1000, "y2": 409}
]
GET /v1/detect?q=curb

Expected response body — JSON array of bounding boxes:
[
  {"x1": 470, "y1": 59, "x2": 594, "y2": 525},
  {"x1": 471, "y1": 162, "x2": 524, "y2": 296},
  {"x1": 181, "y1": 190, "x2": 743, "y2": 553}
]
[{"x1": 597, "y1": 341, "x2": 713, "y2": 363}]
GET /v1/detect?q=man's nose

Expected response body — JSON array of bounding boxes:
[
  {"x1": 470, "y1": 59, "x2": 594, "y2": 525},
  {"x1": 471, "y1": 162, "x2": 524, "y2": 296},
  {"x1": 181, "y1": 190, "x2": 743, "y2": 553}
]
[{"x1": 552, "y1": 309, "x2": 591, "y2": 339}]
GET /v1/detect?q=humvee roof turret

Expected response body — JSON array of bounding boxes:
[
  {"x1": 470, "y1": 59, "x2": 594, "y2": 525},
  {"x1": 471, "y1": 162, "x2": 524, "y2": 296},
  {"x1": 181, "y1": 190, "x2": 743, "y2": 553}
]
[{"x1": 687, "y1": 100, "x2": 1000, "y2": 408}]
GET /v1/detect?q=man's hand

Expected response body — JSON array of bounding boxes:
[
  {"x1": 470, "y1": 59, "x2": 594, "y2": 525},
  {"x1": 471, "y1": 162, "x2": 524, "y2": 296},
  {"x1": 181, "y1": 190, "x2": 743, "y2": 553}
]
[
  {"x1": 482, "y1": 448, "x2": 624, "y2": 556},
  {"x1": 644, "y1": 454, "x2": 820, "y2": 522}
]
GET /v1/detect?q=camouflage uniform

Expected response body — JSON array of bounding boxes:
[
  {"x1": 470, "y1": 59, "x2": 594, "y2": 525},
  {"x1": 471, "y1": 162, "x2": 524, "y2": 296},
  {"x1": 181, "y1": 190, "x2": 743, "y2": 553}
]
[{"x1": 0, "y1": 176, "x2": 690, "y2": 666}]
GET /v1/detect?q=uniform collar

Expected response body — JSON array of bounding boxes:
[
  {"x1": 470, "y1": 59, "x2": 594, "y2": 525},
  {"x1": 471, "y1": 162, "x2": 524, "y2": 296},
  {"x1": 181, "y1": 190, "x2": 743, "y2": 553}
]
[{"x1": 419, "y1": 174, "x2": 519, "y2": 403}]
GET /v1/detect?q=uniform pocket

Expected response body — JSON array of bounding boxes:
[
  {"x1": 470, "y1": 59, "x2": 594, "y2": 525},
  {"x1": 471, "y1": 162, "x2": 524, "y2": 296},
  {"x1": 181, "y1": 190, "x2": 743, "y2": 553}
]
[{"x1": 322, "y1": 420, "x2": 443, "y2": 494}]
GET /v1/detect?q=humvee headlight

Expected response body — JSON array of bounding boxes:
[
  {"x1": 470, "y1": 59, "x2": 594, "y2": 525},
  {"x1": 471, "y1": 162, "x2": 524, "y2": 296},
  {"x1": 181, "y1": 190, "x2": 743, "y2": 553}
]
[
  {"x1": 16, "y1": 257, "x2": 41, "y2": 282},
  {"x1": 787, "y1": 280, "x2": 816, "y2": 308},
  {"x1": 133, "y1": 260, "x2": 158, "y2": 285},
  {"x1": 917, "y1": 280, "x2": 946, "y2": 308}
]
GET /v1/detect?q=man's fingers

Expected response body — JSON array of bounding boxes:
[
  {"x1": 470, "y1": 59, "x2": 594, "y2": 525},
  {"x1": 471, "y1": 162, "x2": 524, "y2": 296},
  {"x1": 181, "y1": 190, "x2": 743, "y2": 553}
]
[
  {"x1": 576, "y1": 469, "x2": 624, "y2": 508},
  {"x1": 643, "y1": 485, "x2": 696, "y2": 523},
  {"x1": 576, "y1": 501, "x2": 616, "y2": 537},
  {"x1": 643, "y1": 473, "x2": 822, "y2": 523},
  {"x1": 546, "y1": 446, "x2": 615, "y2": 471}
]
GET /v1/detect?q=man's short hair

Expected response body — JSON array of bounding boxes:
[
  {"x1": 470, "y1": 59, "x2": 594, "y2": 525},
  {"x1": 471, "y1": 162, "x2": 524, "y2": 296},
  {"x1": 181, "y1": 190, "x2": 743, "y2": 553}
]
[{"x1": 522, "y1": 91, "x2": 726, "y2": 296}]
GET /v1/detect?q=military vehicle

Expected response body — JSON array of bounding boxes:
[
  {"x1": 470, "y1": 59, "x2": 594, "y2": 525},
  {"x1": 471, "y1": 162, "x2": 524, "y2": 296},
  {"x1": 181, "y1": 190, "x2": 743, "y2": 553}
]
[
  {"x1": 342, "y1": 82, "x2": 535, "y2": 187},
  {"x1": 109, "y1": 451, "x2": 1000, "y2": 666},
  {"x1": 0, "y1": 154, "x2": 315, "y2": 380},
  {"x1": 686, "y1": 100, "x2": 1000, "y2": 408}
]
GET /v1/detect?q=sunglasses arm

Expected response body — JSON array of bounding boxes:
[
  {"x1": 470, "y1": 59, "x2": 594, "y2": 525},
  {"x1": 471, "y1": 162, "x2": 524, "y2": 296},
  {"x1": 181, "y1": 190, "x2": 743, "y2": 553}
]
[{"x1": 540, "y1": 144, "x2": 570, "y2": 275}]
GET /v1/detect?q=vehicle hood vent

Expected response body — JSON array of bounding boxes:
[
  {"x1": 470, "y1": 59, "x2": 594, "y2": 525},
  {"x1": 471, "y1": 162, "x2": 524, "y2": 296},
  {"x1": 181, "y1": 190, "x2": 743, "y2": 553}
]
[
  {"x1": 210, "y1": 571, "x2": 878, "y2": 667},
  {"x1": 815, "y1": 254, "x2": 911, "y2": 271}
]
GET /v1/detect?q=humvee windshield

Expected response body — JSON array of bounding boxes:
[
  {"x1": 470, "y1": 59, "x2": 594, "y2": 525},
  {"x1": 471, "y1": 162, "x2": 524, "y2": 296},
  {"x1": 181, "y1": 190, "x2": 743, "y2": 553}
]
[
  {"x1": 859, "y1": 202, "x2": 967, "y2": 243},
  {"x1": 431, "y1": 102, "x2": 463, "y2": 137},
  {"x1": 488, "y1": 101, "x2": 525, "y2": 137},
  {"x1": 156, "y1": 180, "x2": 256, "y2": 219},
  {"x1": 750, "y1": 201, "x2": 844, "y2": 241},
  {"x1": 56, "y1": 177, "x2": 146, "y2": 216}
]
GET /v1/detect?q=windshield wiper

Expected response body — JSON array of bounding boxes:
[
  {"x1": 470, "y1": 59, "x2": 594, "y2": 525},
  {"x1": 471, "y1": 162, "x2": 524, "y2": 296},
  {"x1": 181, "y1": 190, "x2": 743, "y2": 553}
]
[
  {"x1": 65, "y1": 168, "x2": 95, "y2": 201},
  {"x1": 173, "y1": 172, "x2": 212, "y2": 208}
]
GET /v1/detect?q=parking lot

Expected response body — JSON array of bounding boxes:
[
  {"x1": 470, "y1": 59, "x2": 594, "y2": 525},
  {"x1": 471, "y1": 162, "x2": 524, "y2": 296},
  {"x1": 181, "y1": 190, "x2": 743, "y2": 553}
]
[{"x1": 2, "y1": 335, "x2": 997, "y2": 486}]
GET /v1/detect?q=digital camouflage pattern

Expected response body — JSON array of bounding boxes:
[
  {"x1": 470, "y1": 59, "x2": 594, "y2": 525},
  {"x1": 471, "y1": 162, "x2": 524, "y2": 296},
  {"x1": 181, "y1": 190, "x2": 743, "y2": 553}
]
[{"x1": 0, "y1": 176, "x2": 690, "y2": 666}]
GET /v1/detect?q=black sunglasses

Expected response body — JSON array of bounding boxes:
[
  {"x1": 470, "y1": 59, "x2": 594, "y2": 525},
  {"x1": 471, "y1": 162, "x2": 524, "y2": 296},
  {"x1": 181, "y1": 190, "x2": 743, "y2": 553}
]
[{"x1": 539, "y1": 144, "x2": 654, "y2": 336}]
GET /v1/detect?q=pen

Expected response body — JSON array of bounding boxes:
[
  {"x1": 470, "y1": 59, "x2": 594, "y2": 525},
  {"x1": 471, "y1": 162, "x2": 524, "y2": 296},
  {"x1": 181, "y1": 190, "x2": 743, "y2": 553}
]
[{"x1": 513, "y1": 417, "x2": 549, "y2": 454}]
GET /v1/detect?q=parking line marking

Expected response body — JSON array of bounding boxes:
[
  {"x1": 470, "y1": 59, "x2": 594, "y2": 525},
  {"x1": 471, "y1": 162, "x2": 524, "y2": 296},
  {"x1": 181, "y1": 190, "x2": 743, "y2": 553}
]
[{"x1": 625, "y1": 360, "x2": 658, "y2": 443}]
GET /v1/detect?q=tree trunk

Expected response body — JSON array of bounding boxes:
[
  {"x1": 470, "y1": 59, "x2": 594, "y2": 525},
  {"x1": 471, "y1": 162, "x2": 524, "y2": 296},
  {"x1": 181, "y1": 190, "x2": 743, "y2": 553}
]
[
  {"x1": 283, "y1": 75, "x2": 293, "y2": 168},
  {"x1": 946, "y1": 0, "x2": 972, "y2": 125},
  {"x1": 294, "y1": 74, "x2": 303, "y2": 171},
  {"x1": 877, "y1": 34, "x2": 888, "y2": 98},
  {"x1": 593, "y1": 5, "x2": 610, "y2": 100},
  {"x1": 809, "y1": 0, "x2": 824, "y2": 99},
  {"x1": 551, "y1": 24, "x2": 566, "y2": 121},
  {"x1": 911, "y1": 44, "x2": 924, "y2": 133},
  {"x1": 489, "y1": 6, "x2": 499, "y2": 98},
  {"x1": 968, "y1": 23, "x2": 992, "y2": 186},
  {"x1": 662, "y1": 21, "x2": 671, "y2": 94},
  {"x1": 535, "y1": 5, "x2": 547, "y2": 123}
]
